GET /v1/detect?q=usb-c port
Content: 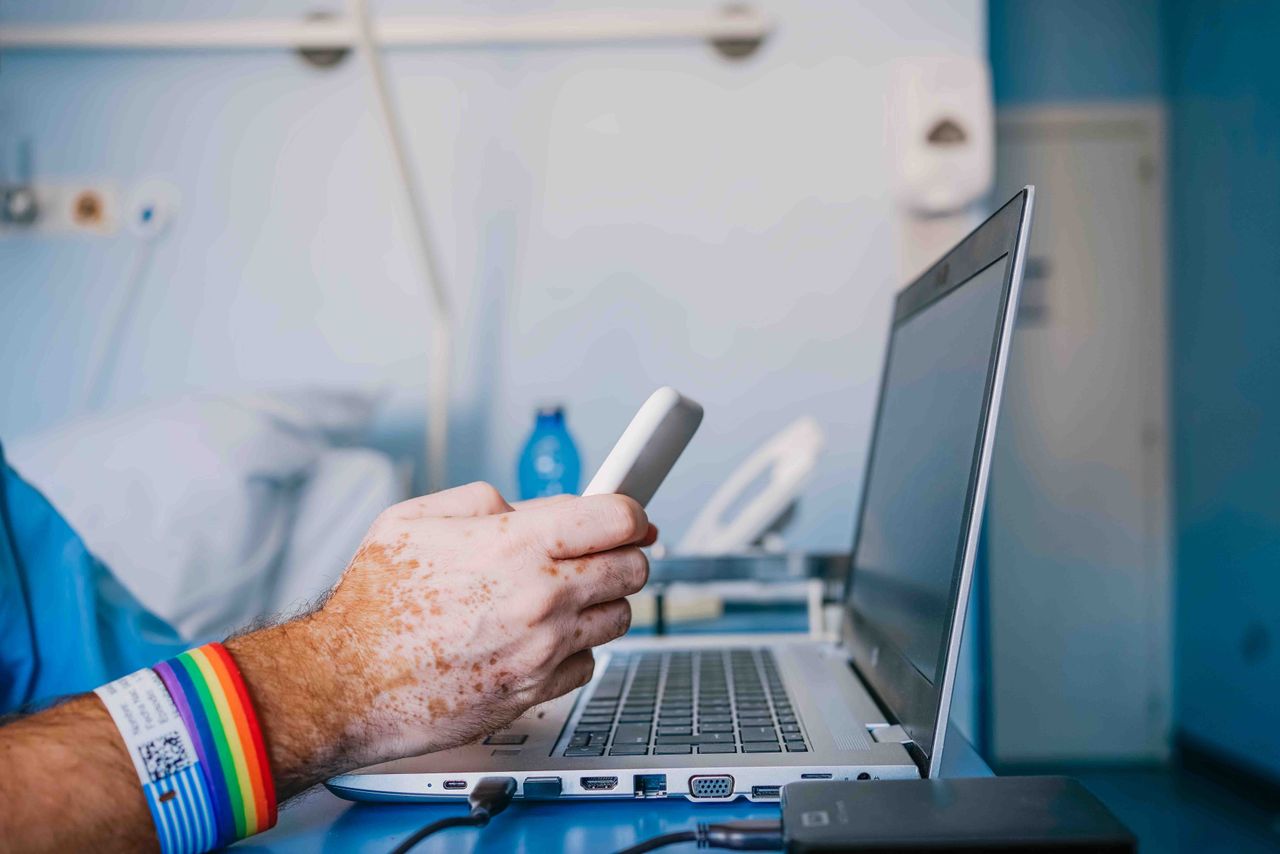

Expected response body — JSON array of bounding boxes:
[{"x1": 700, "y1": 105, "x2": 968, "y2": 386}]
[{"x1": 443, "y1": 780, "x2": 467, "y2": 790}]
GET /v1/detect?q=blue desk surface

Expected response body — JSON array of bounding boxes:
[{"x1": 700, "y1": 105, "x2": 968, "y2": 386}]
[{"x1": 242, "y1": 724, "x2": 990, "y2": 854}]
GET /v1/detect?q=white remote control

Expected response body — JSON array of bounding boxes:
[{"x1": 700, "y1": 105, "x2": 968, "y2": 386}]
[{"x1": 582, "y1": 387, "x2": 703, "y2": 507}]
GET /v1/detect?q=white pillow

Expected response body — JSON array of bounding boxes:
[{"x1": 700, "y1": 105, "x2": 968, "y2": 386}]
[{"x1": 8, "y1": 389, "x2": 383, "y2": 640}]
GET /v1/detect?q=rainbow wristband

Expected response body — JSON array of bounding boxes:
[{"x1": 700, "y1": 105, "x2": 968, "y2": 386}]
[{"x1": 153, "y1": 643, "x2": 278, "y2": 847}]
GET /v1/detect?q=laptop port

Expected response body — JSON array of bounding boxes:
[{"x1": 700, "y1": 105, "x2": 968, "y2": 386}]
[
  {"x1": 751, "y1": 785, "x2": 781, "y2": 800},
  {"x1": 689, "y1": 775, "x2": 734, "y2": 799},
  {"x1": 580, "y1": 776, "x2": 619, "y2": 791},
  {"x1": 800, "y1": 773, "x2": 833, "y2": 780},
  {"x1": 633, "y1": 774, "x2": 667, "y2": 798},
  {"x1": 442, "y1": 780, "x2": 467, "y2": 790},
  {"x1": 523, "y1": 777, "x2": 563, "y2": 799}
]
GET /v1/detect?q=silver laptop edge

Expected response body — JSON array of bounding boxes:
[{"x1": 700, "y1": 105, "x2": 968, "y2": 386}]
[
  {"x1": 925, "y1": 185, "x2": 1034, "y2": 777},
  {"x1": 329, "y1": 188, "x2": 1035, "y2": 803}
]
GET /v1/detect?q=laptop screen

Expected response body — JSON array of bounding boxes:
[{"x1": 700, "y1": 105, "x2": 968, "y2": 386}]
[
  {"x1": 848, "y1": 257, "x2": 1006, "y2": 682},
  {"x1": 842, "y1": 188, "x2": 1032, "y2": 774}
]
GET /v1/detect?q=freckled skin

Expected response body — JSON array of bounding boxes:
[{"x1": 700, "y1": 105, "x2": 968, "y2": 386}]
[{"x1": 263, "y1": 482, "x2": 658, "y2": 772}]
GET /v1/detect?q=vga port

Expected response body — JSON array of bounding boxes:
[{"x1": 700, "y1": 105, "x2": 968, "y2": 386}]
[{"x1": 688, "y1": 775, "x2": 734, "y2": 799}]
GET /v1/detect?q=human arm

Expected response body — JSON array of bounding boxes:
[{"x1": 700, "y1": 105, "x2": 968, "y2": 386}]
[{"x1": 0, "y1": 482, "x2": 652, "y2": 852}]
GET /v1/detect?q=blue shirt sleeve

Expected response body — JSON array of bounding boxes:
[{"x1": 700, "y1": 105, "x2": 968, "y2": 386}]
[{"x1": 0, "y1": 441, "x2": 185, "y2": 713}]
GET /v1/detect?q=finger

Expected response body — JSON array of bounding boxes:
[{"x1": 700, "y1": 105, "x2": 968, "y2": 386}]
[
  {"x1": 537, "y1": 649, "x2": 596, "y2": 704},
  {"x1": 393, "y1": 481, "x2": 513, "y2": 519},
  {"x1": 571, "y1": 547, "x2": 649, "y2": 608},
  {"x1": 638, "y1": 524, "x2": 659, "y2": 548},
  {"x1": 522, "y1": 494, "x2": 649, "y2": 559},
  {"x1": 511, "y1": 494, "x2": 575, "y2": 512},
  {"x1": 569, "y1": 598, "x2": 632, "y2": 651}
]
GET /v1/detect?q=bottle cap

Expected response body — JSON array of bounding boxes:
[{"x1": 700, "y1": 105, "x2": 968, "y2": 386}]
[{"x1": 535, "y1": 403, "x2": 566, "y2": 419}]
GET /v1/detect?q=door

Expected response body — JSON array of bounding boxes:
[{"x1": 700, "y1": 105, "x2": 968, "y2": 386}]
[{"x1": 987, "y1": 106, "x2": 1171, "y2": 762}]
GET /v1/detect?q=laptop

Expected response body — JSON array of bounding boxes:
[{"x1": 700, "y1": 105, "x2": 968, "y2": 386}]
[{"x1": 328, "y1": 187, "x2": 1035, "y2": 803}]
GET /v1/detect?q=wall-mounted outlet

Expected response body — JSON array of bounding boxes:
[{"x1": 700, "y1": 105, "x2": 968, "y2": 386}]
[
  {"x1": 127, "y1": 179, "x2": 180, "y2": 240},
  {"x1": 70, "y1": 187, "x2": 108, "y2": 229},
  {"x1": 0, "y1": 181, "x2": 120, "y2": 237}
]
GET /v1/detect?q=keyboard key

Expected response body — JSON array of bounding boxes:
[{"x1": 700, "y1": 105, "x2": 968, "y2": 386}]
[
  {"x1": 739, "y1": 718, "x2": 773, "y2": 727},
  {"x1": 565, "y1": 747, "x2": 605, "y2": 757},
  {"x1": 613, "y1": 724, "x2": 652, "y2": 745},
  {"x1": 484, "y1": 734, "x2": 528, "y2": 745},
  {"x1": 656, "y1": 732, "x2": 734, "y2": 745},
  {"x1": 738, "y1": 727, "x2": 778, "y2": 742},
  {"x1": 698, "y1": 743, "x2": 738, "y2": 754},
  {"x1": 699, "y1": 722, "x2": 733, "y2": 733},
  {"x1": 609, "y1": 745, "x2": 649, "y2": 756},
  {"x1": 657, "y1": 726, "x2": 692, "y2": 737},
  {"x1": 785, "y1": 743, "x2": 808, "y2": 752},
  {"x1": 743, "y1": 743, "x2": 781, "y2": 753},
  {"x1": 654, "y1": 745, "x2": 692, "y2": 755}
]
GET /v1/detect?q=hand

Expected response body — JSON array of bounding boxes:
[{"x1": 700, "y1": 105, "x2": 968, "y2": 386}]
[
  {"x1": 0, "y1": 482, "x2": 655, "y2": 853},
  {"x1": 233, "y1": 483, "x2": 653, "y2": 781}
]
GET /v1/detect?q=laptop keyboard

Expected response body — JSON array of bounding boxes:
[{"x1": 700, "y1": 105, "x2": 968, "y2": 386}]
[{"x1": 562, "y1": 649, "x2": 809, "y2": 757}]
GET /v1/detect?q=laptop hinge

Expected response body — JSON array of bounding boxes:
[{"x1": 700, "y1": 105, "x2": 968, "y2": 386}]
[{"x1": 868, "y1": 724, "x2": 912, "y2": 745}]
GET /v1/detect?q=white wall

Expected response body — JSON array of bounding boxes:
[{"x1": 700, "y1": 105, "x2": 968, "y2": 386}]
[{"x1": 0, "y1": 0, "x2": 984, "y2": 551}]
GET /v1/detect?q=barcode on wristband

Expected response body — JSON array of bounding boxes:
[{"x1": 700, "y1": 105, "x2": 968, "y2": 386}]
[{"x1": 139, "y1": 732, "x2": 195, "y2": 782}]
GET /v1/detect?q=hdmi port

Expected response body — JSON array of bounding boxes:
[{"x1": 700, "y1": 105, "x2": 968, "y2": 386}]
[
  {"x1": 581, "y1": 776, "x2": 619, "y2": 791},
  {"x1": 443, "y1": 780, "x2": 467, "y2": 790},
  {"x1": 751, "y1": 785, "x2": 781, "y2": 800}
]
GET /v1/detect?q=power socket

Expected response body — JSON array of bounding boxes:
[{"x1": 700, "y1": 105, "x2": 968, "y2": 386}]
[{"x1": 0, "y1": 181, "x2": 120, "y2": 236}]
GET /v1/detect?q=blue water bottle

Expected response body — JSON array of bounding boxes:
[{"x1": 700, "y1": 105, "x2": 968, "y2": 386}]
[{"x1": 518, "y1": 405, "x2": 582, "y2": 499}]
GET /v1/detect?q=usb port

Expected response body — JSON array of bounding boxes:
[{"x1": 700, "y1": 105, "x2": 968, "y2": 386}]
[
  {"x1": 800, "y1": 773, "x2": 832, "y2": 780},
  {"x1": 751, "y1": 785, "x2": 781, "y2": 800},
  {"x1": 442, "y1": 780, "x2": 467, "y2": 790},
  {"x1": 581, "y1": 776, "x2": 619, "y2": 791}
]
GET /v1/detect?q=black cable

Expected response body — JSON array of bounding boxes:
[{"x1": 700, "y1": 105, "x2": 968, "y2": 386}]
[
  {"x1": 388, "y1": 776, "x2": 517, "y2": 854},
  {"x1": 388, "y1": 814, "x2": 483, "y2": 854},
  {"x1": 614, "y1": 830, "x2": 698, "y2": 854},
  {"x1": 614, "y1": 819, "x2": 784, "y2": 854}
]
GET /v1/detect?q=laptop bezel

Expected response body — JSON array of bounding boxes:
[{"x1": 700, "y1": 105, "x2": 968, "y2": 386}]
[{"x1": 839, "y1": 188, "x2": 1035, "y2": 776}]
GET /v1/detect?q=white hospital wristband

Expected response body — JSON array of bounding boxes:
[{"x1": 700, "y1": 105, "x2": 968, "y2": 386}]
[{"x1": 94, "y1": 668, "x2": 218, "y2": 854}]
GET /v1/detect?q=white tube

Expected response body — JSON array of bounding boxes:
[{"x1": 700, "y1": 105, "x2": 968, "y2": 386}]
[
  {"x1": 348, "y1": 0, "x2": 452, "y2": 492},
  {"x1": 0, "y1": 10, "x2": 771, "y2": 51}
]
